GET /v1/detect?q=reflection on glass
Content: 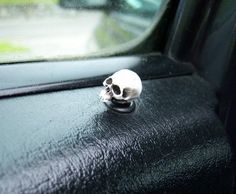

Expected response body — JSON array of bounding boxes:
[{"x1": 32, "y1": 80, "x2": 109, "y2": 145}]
[{"x1": 0, "y1": 0, "x2": 167, "y2": 63}]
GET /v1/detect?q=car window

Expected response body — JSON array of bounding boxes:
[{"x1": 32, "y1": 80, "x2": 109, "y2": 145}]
[{"x1": 0, "y1": 0, "x2": 168, "y2": 63}]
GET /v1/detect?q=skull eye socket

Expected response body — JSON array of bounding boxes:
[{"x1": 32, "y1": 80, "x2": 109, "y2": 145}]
[
  {"x1": 122, "y1": 88, "x2": 131, "y2": 98},
  {"x1": 112, "y1": 85, "x2": 121, "y2": 95},
  {"x1": 105, "y1": 78, "x2": 112, "y2": 85}
]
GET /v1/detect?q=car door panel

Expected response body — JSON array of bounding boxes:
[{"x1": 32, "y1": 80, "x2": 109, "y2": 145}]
[{"x1": 0, "y1": 72, "x2": 233, "y2": 193}]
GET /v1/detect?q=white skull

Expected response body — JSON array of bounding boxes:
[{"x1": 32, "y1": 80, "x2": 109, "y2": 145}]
[{"x1": 100, "y1": 69, "x2": 142, "y2": 102}]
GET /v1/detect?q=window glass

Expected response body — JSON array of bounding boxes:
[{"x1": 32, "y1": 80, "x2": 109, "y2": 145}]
[{"x1": 0, "y1": 0, "x2": 168, "y2": 63}]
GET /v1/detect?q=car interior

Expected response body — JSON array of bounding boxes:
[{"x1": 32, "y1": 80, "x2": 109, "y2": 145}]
[{"x1": 0, "y1": 0, "x2": 235, "y2": 193}]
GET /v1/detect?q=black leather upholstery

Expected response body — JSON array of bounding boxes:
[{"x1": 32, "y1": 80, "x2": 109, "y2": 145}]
[{"x1": 0, "y1": 75, "x2": 233, "y2": 194}]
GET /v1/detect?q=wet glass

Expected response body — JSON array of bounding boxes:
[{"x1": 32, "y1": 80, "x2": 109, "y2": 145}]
[{"x1": 0, "y1": 0, "x2": 168, "y2": 63}]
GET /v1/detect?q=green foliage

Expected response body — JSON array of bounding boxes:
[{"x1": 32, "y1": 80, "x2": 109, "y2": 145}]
[{"x1": 0, "y1": 41, "x2": 29, "y2": 53}]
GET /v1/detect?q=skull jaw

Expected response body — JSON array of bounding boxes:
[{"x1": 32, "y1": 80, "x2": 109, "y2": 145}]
[
  {"x1": 99, "y1": 89, "x2": 112, "y2": 102},
  {"x1": 100, "y1": 88, "x2": 135, "y2": 113},
  {"x1": 100, "y1": 88, "x2": 134, "y2": 103}
]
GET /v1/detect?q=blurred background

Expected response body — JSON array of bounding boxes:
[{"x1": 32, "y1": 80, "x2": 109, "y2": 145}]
[{"x1": 0, "y1": 0, "x2": 165, "y2": 63}]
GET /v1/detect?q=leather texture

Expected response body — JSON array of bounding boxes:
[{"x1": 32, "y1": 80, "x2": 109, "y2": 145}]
[{"x1": 0, "y1": 75, "x2": 233, "y2": 194}]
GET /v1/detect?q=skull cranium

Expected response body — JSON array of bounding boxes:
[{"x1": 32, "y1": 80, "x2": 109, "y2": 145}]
[{"x1": 100, "y1": 69, "x2": 142, "y2": 102}]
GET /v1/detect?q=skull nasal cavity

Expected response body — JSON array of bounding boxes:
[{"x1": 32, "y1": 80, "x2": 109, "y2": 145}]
[
  {"x1": 106, "y1": 78, "x2": 112, "y2": 85},
  {"x1": 112, "y1": 85, "x2": 121, "y2": 95}
]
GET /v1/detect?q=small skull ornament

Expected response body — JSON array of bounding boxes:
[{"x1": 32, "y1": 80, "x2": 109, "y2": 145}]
[{"x1": 100, "y1": 69, "x2": 142, "y2": 103}]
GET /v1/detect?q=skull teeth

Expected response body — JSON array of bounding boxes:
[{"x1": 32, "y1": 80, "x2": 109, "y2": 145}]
[{"x1": 99, "y1": 88, "x2": 112, "y2": 102}]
